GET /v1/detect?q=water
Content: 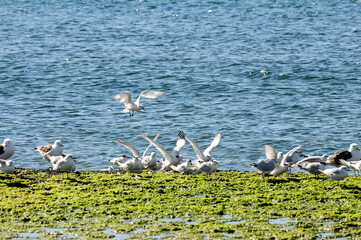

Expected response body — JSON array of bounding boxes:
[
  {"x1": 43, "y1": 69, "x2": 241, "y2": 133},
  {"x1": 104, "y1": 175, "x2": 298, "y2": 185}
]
[{"x1": 1, "y1": 0, "x2": 361, "y2": 171}]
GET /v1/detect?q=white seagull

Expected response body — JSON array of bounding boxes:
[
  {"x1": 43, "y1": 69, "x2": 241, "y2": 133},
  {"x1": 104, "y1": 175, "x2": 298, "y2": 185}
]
[
  {"x1": 35, "y1": 140, "x2": 63, "y2": 158},
  {"x1": 112, "y1": 90, "x2": 165, "y2": 117},
  {"x1": 44, "y1": 154, "x2": 77, "y2": 172},
  {"x1": 0, "y1": 139, "x2": 15, "y2": 160},
  {"x1": 108, "y1": 155, "x2": 132, "y2": 169},
  {"x1": 297, "y1": 162, "x2": 326, "y2": 176},
  {"x1": 185, "y1": 132, "x2": 221, "y2": 162},
  {"x1": 339, "y1": 159, "x2": 361, "y2": 174},
  {"x1": 171, "y1": 159, "x2": 194, "y2": 174},
  {"x1": 270, "y1": 141, "x2": 311, "y2": 176},
  {"x1": 141, "y1": 131, "x2": 186, "y2": 171},
  {"x1": 142, "y1": 152, "x2": 158, "y2": 170},
  {"x1": 118, "y1": 157, "x2": 143, "y2": 173},
  {"x1": 0, "y1": 159, "x2": 15, "y2": 174},
  {"x1": 252, "y1": 145, "x2": 277, "y2": 179},
  {"x1": 319, "y1": 166, "x2": 349, "y2": 181},
  {"x1": 196, "y1": 159, "x2": 220, "y2": 174},
  {"x1": 114, "y1": 138, "x2": 145, "y2": 172},
  {"x1": 113, "y1": 132, "x2": 160, "y2": 170}
]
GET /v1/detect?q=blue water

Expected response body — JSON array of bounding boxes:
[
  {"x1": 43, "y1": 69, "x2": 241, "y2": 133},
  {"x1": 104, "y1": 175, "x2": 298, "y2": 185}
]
[{"x1": 1, "y1": 0, "x2": 361, "y2": 171}]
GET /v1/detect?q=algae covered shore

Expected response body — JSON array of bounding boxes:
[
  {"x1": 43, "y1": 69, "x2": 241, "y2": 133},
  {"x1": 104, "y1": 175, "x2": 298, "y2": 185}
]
[{"x1": 1, "y1": 169, "x2": 361, "y2": 239}]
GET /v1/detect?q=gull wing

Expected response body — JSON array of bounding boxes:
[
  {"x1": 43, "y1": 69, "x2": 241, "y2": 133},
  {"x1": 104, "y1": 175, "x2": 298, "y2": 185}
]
[
  {"x1": 135, "y1": 90, "x2": 165, "y2": 105},
  {"x1": 112, "y1": 91, "x2": 132, "y2": 105},
  {"x1": 264, "y1": 145, "x2": 277, "y2": 160},
  {"x1": 0, "y1": 145, "x2": 4, "y2": 155},
  {"x1": 141, "y1": 132, "x2": 173, "y2": 162},
  {"x1": 142, "y1": 132, "x2": 161, "y2": 158},
  {"x1": 116, "y1": 138, "x2": 140, "y2": 158},
  {"x1": 171, "y1": 131, "x2": 186, "y2": 158},
  {"x1": 35, "y1": 144, "x2": 52, "y2": 153},
  {"x1": 281, "y1": 141, "x2": 312, "y2": 165},
  {"x1": 296, "y1": 154, "x2": 327, "y2": 165},
  {"x1": 203, "y1": 132, "x2": 221, "y2": 157},
  {"x1": 0, "y1": 159, "x2": 6, "y2": 164},
  {"x1": 185, "y1": 135, "x2": 207, "y2": 161}
]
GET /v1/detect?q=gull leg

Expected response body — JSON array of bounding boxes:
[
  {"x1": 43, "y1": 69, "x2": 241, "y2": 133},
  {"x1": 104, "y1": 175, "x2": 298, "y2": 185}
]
[{"x1": 261, "y1": 172, "x2": 265, "y2": 180}]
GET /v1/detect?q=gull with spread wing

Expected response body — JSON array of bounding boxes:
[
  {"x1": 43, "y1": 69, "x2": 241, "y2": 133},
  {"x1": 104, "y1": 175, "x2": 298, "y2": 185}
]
[
  {"x1": 112, "y1": 90, "x2": 165, "y2": 117},
  {"x1": 185, "y1": 132, "x2": 221, "y2": 162},
  {"x1": 141, "y1": 131, "x2": 186, "y2": 171},
  {"x1": 252, "y1": 145, "x2": 277, "y2": 179},
  {"x1": 270, "y1": 141, "x2": 311, "y2": 176}
]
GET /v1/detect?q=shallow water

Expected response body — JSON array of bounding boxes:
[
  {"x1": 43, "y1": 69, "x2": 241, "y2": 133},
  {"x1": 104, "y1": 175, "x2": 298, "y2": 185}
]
[{"x1": 1, "y1": 0, "x2": 361, "y2": 171}]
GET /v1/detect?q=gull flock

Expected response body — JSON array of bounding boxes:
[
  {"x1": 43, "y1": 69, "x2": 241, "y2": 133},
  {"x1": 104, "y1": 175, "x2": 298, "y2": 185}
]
[{"x1": 1, "y1": 89, "x2": 361, "y2": 180}]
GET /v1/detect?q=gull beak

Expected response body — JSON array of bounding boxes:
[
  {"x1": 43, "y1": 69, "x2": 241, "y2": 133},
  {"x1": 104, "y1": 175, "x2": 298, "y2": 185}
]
[
  {"x1": 73, "y1": 158, "x2": 77, "y2": 162},
  {"x1": 61, "y1": 144, "x2": 64, "y2": 147},
  {"x1": 357, "y1": 147, "x2": 360, "y2": 151}
]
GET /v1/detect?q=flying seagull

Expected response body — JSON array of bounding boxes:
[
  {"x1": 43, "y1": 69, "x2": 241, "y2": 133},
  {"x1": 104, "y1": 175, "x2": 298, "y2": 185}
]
[{"x1": 112, "y1": 90, "x2": 165, "y2": 117}]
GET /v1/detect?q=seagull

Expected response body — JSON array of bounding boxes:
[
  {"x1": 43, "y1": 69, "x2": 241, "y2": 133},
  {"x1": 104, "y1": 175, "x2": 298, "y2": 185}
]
[
  {"x1": 118, "y1": 157, "x2": 143, "y2": 172},
  {"x1": 112, "y1": 90, "x2": 165, "y2": 117},
  {"x1": 108, "y1": 155, "x2": 132, "y2": 169},
  {"x1": 270, "y1": 141, "x2": 311, "y2": 176},
  {"x1": 339, "y1": 159, "x2": 361, "y2": 175},
  {"x1": 35, "y1": 140, "x2": 63, "y2": 158},
  {"x1": 115, "y1": 134, "x2": 164, "y2": 172},
  {"x1": 0, "y1": 159, "x2": 15, "y2": 174},
  {"x1": 252, "y1": 145, "x2": 277, "y2": 179},
  {"x1": 114, "y1": 132, "x2": 160, "y2": 164},
  {"x1": 44, "y1": 154, "x2": 77, "y2": 172},
  {"x1": 142, "y1": 152, "x2": 157, "y2": 170},
  {"x1": 114, "y1": 138, "x2": 145, "y2": 172},
  {"x1": 171, "y1": 159, "x2": 194, "y2": 174},
  {"x1": 326, "y1": 143, "x2": 361, "y2": 166},
  {"x1": 141, "y1": 131, "x2": 186, "y2": 171},
  {"x1": 319, "y1": 166, "x2": 349, "y2": 181},
  {"x1": 297, "y1": 162, "x2": 326, "y2": 176},
  {"x1": 196, "y1": 159, "x2": 220, "y2": 174},
  {"x1": 0, "y1": 139, "x2": 15, "y2": 160},
  {"x1": 185, "y1": 132, "x2": 221, "y2": 162}
]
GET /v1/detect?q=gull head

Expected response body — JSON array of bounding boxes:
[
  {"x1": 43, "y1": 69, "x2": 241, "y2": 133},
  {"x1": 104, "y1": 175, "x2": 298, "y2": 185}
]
[
  {"x1": 3, "y1": 139, "x2": 13, "y2": 147},
  {"x1": 6, "y1": 160, "x2": 14, "y2": 167},
  {"x1": 350, "y1": 143, "x2": 360, "y2": 151},
  {"x1": 54, "y1": 140, "x2": 64, "y2": 147},
  {"x1": 65, "y1": 154, "x2": 76, "y2": 162}
]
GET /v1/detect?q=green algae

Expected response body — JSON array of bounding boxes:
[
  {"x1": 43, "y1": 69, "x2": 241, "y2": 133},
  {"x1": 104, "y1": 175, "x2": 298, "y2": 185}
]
[{"x1": 1, "y1": 169, "x2": 361, "y2": 239}]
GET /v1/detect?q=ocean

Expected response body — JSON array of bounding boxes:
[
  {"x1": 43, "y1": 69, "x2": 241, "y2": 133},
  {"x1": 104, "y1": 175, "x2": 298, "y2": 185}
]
[{"x1": 1, "y1": 0, "x2": 361, "y2": 171}]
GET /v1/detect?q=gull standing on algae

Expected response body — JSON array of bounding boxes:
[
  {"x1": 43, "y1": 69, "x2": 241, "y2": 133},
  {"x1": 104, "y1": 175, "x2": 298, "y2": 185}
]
[
  {"x1": 0, "y1": 139, "x2": 15, "y2": 160},
  {"x1": 0, "y1": 159, "x2": 15, "y2": 174},
  {"x1": 252, "y1": 145, "x2": 277, "y2": 179}
]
